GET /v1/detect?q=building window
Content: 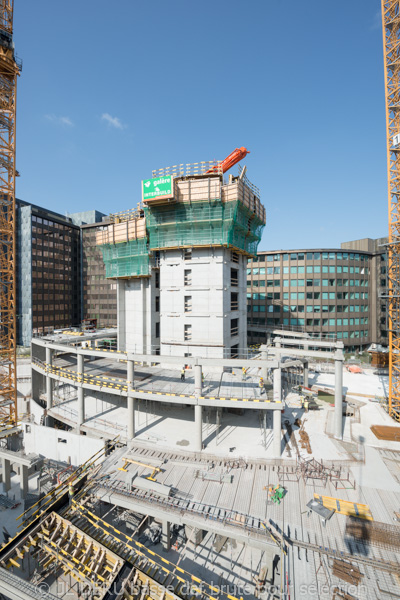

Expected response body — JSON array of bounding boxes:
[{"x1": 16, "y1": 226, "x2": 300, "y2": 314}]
[
  {"x1": 184, "y1": 269, "x2": 192, "y2": 286},
  {"x1": 231, "y1": 292, "x2": 238, "y2": 311},
  {"x1": 231, "y1": 268, "x2": 239, "y2": 287},
  {"x1": 184, "y1": 324, "x2": 192, "y2": 341},
  {"x1": 184, "y1": 248, "x2": 192, "y2": 260},
  {"x1": 231, "y1": 344, "x2": 239, "y2": 358},
  {"x1": 155, "y1": 322, "x2": 160, "y2": 338},
  {"x1": 184, "y1": 296, "x2": 192, "y2": 313},
  {"x1": 155, "y1": 296, "x2": 160, "y2": 312},
  {"x1": 231, "y1": 318, "x2": 239, "y2": 337},
  {"x1": 155, "y1": 271, "x2": 160, "y2": 289},
  {"x1": 231, "y1": 251, "x2": 239, "y2": 264}
]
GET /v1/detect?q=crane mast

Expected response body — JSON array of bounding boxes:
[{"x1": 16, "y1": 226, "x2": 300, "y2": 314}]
[
  {"x1": 0, "y1": 0, "x2": 19, "y2": 425},
  {"x1": 382, "y1": 0, "x2": 400, "y2": 422}
]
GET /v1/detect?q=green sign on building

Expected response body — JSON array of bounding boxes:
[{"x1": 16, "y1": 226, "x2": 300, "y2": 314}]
[{"x1": 142, "y1": 175, "x2": 174, "y2": 202}]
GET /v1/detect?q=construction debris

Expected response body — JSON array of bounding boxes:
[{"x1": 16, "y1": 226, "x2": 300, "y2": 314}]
[
  {"x1": 299, "y1": 421, "x2": 312, "y2": 454},
  {"x1": 0, "y1": 495, "x2": 20, "y2": 510},
  {"x1": 139, "y1": 522, "x2": 162, "y2": 546},
  {"x1": 277, "y1": 457, "x2": 356, "y2": 489},
  {"x1": 332, "y1": 559, "x2": 363, "y2": 586},
  {"x1": 195, "y1": 469, "x2": 233, "y2": 483}
]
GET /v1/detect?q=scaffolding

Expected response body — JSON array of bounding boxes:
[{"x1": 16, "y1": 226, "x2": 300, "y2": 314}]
[
  {"x1": 99, "y1": 237, "x2": 150, "y2": 279},
  {"x1": 96, "y1": 168, "x2": 266, "y2": 279},
  {"x1": 145, "y1": 199, "x2": 264, "y2": 255}
]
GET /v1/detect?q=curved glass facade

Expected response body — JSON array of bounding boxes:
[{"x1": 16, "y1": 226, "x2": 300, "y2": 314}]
[{"x1": 247, "y1": 243, "x2": 388, "y2": 350}]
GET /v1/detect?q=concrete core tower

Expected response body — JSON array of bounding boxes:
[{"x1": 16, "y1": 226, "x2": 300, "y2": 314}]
[{"x1": 97, "y1": 160, "x2": 266, "y2": 359}]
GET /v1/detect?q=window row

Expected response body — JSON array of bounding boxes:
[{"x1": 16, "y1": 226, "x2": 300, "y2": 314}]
[
  {"x1": 248, "y1": 265, "x2": 368, "y2": 276},
  {"x1": 249, "y1": 279, "x2": 368, "y2": 288},
  {"x1": 250, "y1": 304, "x2": 368, "y2": 315},
  {"x1": 248, "y1": 291, "x2": 368, "y2": 300},
  {"x1": 250, "y1": 251, "x2": 370, "y2": 263}
]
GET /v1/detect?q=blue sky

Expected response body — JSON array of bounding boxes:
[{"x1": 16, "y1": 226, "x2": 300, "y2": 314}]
[{"x1": 14, "y1": 0, "x2": 385, "y2": 251}]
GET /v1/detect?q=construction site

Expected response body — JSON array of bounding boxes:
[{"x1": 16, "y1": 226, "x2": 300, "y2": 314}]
[{"x1": 0, "y1": 1, "x2": 399, "y2": 600}]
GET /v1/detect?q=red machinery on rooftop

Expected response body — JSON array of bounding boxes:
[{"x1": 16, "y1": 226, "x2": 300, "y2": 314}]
[{"x1": 206, "y1": 147, "x2": 250, "y2": 174}]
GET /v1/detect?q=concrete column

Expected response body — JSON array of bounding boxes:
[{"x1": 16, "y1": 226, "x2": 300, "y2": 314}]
[
  {"x1": 162, "y1": 520, "x2": 171, "y2": 551},
  {"x1": 273, "y1": 367, "x2": 282, "y2": 403},
  {"x1": 194, "y1": 405, "x2": 202, "y2": 452},
  {"x1": 127, "y1": 360, "x2": 136, "y2": 440},
  {"x1": 77, "y1": 354, "x2": 85, "y2": 428},
  {"x1": 45, "y1": 347, "x2": 53, "y2": 410},
  {"x1": 194, "y1": 364, "x2": 202, "y2": 397},
  {"x1": 273, "y1": 409, "x2": 281, "y2": 458},
  {"x1": 127, "y1": 398, "x2": 136, "y2": 440},
  {"x1": 334, "y1": 352, "x2": 344, "y2": 439},
  {"x1": 303, "y1": 361, "x2": 309, "y2": 388},
  {"x1": 2, "y1": 459, "x2": 10, "y2": 492},
  {"x1": 216, "y1": 408, "x2": 222, "y2": 445},
  {"x1": 261, "y1": 345, "x2": 268, "y2": 379},
  {"x1": 20, "y1": 465, "x2": 29, "y2": 500},
  {"x1": 127, "y1": 359, "x2": 135, "y2": 390}
]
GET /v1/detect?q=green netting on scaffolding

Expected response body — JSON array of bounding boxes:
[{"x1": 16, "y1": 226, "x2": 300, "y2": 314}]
[
  {"x1": 100, "y1": 238, "x2": 150, "y2": 278},
  {"x1": 144, "y1": 200, "x2": 265, "y2": 255}
]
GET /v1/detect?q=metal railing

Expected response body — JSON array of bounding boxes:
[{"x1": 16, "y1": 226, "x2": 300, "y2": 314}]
[{"x1": 152, "y1": 160, "x2": 223, "y2": 179}]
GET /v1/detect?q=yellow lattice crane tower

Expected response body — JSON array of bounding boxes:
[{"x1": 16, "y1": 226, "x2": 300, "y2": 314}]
[
  {"x1": 382, "y1": 1, "x2": 400, "y2": 422},
  {"x1": 0, "y1": 1, "x2": 20, "y2": 425}
]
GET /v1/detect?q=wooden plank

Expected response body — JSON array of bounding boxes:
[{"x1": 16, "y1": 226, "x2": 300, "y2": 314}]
[{"x1": 313, "y1": 493, "x2": 373, "y2": 521}]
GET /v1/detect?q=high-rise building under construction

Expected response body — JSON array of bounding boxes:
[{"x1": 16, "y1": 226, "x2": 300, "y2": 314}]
[{"x1": 97, "y1": 155, "x2": 266, "y2": 358}]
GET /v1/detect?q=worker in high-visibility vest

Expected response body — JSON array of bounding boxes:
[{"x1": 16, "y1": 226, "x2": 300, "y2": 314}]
[
  {"x1": 68, "y1": 482, "x2": 74, "y2": 507},
  {"x1": 259, "y1": 377, "x2": 264, "y2": 394},
  {"x1": 242, "y1": 367, "x2": 247, "y2": 381},
  {"x1": 181, "y1": 369, "x2": 185, "y2": 382},
  {"x1": 304, "y1": 399, "x2": 309, "y2": 413}
]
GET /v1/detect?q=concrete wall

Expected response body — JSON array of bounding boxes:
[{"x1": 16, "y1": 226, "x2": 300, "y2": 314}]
[
  {"x1": 31, "y1": 342, "x2": 46, "y2": 401},
  {"x1": 118, "y1": 275, "x2": 156, "y2": 353},
  {"x1": 23, "y1": 422, "x2": 104, "y2": 466},
  {"x1": 160, "y1": 247, "x2": 246, "y2": 358},
  {"x1": 341, "y1": 238, "x2": 376, "y2": 253}
]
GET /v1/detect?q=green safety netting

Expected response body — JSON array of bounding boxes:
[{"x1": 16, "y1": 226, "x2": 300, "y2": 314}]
[
  {"x1": 144, "y1": 200, "x2": 264, "y2": 256},
  {"x1": 100, "y1": 237, "x2": 150, "y2": 278}
]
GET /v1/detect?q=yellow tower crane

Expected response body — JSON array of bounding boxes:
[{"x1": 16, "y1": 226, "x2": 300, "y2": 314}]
[
  {"x1": 0, "y1": 1, "x2": 20, "y2": 425},
  {"x1": 382, "y1": 1, "x2": 400, "y2": 423}
]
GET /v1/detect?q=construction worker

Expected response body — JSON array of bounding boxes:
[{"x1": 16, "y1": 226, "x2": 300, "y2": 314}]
[
  {"x1": 259, "y1": 377, "x2": 264, "y2": 394},
  {"x1": 180, "y1": 369, "x2": 185, "y2": 382},
  {"x1": 300, "y1": 396, "x2": 304, "y2": 409},
  {"x1": 304, "y1": 399, "x2": 309, "y2": 413},
  {"x1": 68, "y1": 482, "x2": 74, "y2": 507},
  {"x1": 242, "y1": 367, "x2": 247, "y2": 381}
]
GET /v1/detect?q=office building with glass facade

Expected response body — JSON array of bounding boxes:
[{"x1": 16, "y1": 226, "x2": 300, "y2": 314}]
[
  {"x1": 16, "y1": 200, "x2": 81, "y2": 346},
  {"x1": 80, "y1": 221, "x2": 117, "y2": 329},
  {"x1": 247, "y1": 238, "x2": 388, "y2": 351}
]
